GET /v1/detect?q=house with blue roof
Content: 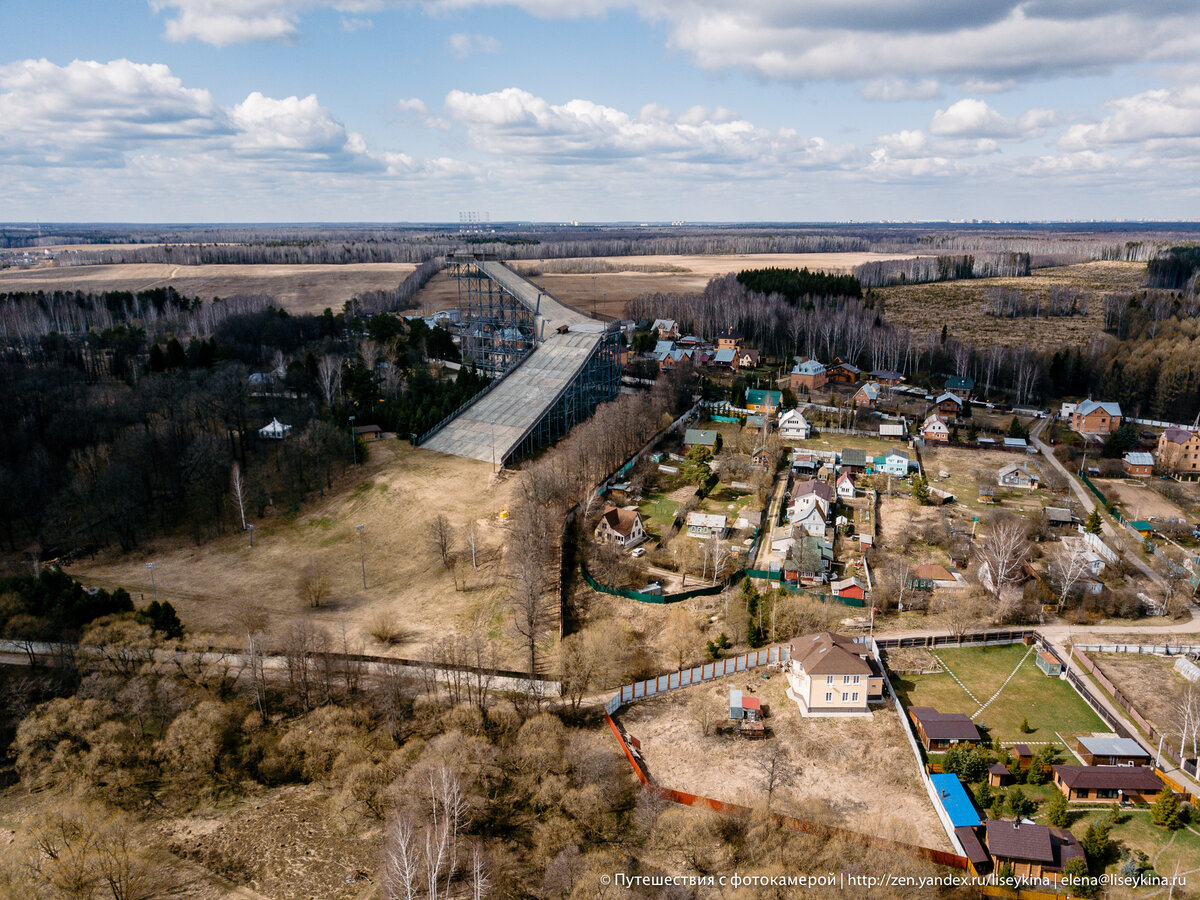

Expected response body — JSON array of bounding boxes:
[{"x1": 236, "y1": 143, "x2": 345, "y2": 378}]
[{"x1": 790, "y1": 359, "x2": 827, "y2": 392}]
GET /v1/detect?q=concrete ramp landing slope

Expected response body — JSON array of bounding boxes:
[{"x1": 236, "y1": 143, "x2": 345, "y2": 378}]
[{"x1": 422, "y1": 330, "x2": 605, "y2": 464}]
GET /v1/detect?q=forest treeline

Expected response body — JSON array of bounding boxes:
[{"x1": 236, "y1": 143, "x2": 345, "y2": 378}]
[
  {"x1": 1147, "y1": 245, "x2": 1200, "y2": 292},
  {"x1": 735, "y1": 267, "x2": 862, "y2": 300},
  {"x1": 0, "y1": 289, "x2": 483, "y2": 556},
  {"x1": 853, "y1": 252, "x2": 1031, "y2": 288}
]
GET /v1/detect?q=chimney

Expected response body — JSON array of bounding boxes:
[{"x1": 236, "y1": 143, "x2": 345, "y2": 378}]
[{"x1": 1013, "y1": 821, "x2": 1020, "y2": 829}]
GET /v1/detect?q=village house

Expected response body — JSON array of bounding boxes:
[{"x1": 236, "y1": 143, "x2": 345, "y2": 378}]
[
  {"x1": 882, "y1": 450, "x2": 910, "y2": 477},
  {"x1": 751, "y1": 446, "x2": 774, "y2": 471},
  {"x1": 778, "y1": 409, "x2": 811, "y2": 441},
  {"x1": 945, "y1": 375, "x2": 975, "y2": 398},
  {"x1": 784, "y1": 535, "x2": 834, "y2": 583},
  {"x1": 1122, "y1": 451, "x2": 1154, "y2": 476},
  {"x1": 997, "y1": 462, "x2": 1039, "y2": 489},
  {"x1": 870, "y1": 369, "x2": 905, "y2": 387},
  {"x1": 354, "y1": 424, "x2": 383, "y2": 442},
  {"x1": 831, "y1": 577, "x2": 865, "y2": 601},
  {"x1": 684, "y1": 428, "x2": 719, "y2": 450},
  {"x1": 1051, "y1": 765, "x2": 1164, "y2": 804},
  {"x1": 1070, "y1": 399, "x2": 1123, "y2": 435},
  {"x1": 827, "y1": 361, "x2": 861, "y2": 384},
  {"x1": 835, "y1": 472, "x2": 856, "y2": 500},
  {"x1": 983, "y1": 820, "x2": 1085, "y2": 882},
  {"x1": 906, "y1": 564, "x2": 962, "y2": 592},
  {"x1": 789, "y1": 359, "x2": 827, "y2": 392},
  {"x1": 685, "y1": 512, "x2": 727, "y2": 538},
  {"x1": 652, "y1": 318, "x2": 679, "y2": 340},
  {"x1": 1156, "y1": 427, "x2": 1200, "y2": 474},
  {"x1": 908, "y1": 707, "x2": 984, "y2": 750},
  {"x1": 735, "y1": 348, "x2": 761, "y2": 369},
  {"x1": 1075, "y1": 735, "x2": 1150, "y2": 767},
  {"x1": 934, "y1": 392, "x2": 964, "y2": 417},
  {"x1": 594, "y1": 506, "x2": 648, "y2": 548},
  {"x1": 745, "y1": 389, "x2": 782, "y2": 414},
  {"x1": 789, "y1": 492, "x2": 830, "y2": 537},
  {"x1": 711, "y1": 347, "x2": 737, "y2": 369},
  {"x1": 784, "y1": 632, "x2": 884, "y2": 717},
  {"x1": 852, "y1": 381, "x2": 881, "y2": 407},
  {"x1": 839, "y1": 448, "x2": 868, "y2": 472},
  {"x1": 715, "y1": 327, "x2": 744, "y2": 351},
  {"x1": 921, "y1": 414, "x2": 950, "y2": 442}
]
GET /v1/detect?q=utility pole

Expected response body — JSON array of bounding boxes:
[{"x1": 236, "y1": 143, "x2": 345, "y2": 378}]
[
  {"x1": 356, "y1": 523, "x2": 367, "y2": 589},
  {"x1": 145, "y1": 562, "x2": 157, "y2": 604},
  {"x1": 248, "y1": 523, "x2": 254, "y2": 548},
  {"x1": 349, "y1": 415, "x2": 358, "y2": 467}
]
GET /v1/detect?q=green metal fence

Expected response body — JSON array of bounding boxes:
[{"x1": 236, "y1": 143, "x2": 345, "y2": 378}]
[{"x1": 1077, "y1": 470, "x2": 1123, "y2": 523}]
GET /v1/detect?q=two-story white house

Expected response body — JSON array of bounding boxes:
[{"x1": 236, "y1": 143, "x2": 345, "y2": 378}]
[
  {"x1": 784, "y1": 632, "x2": 885, "y2": 717},
  {"x1": 778, "y1": 408, "x2": 811, "y2": 442}
]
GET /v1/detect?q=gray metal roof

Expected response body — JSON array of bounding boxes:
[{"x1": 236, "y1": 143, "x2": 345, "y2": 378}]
[{"x1": 1077, "y1": 735, "x2": 1150, "y2": 758}]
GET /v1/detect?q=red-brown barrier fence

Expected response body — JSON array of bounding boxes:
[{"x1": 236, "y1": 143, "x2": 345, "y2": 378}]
[{"x1": 604, "y1": 711, "x2": 970, "y2": 871}]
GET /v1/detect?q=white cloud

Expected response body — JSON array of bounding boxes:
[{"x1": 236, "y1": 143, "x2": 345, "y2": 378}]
[
  {"x1": 1059, "y1": 86, "x2": 1200, "y2": 150},
  {"x1": 341, "y1": 16, "x2": 373, "y2": 31},
  {"x1": 447, "y1": 33, "x2": 501, "y2": 58},
  {"x1": 440, "y1": 87, "x2": 852, "y2": 173},
  {"x1": 0, "y1": 58, "x2": 229, "y2": 166},
  {"x1": 859, "y1": 78, "x2": 943, "y2": 102},
  {"x1": 147, "y1": 0, "x2": 1198, "y2": 92},
  {"x1": 149, "y1": 0, "x2": 310, "y2": 46},
  {"x1": 929, "y1": 98, "x2": 1058, "y2": 139}
]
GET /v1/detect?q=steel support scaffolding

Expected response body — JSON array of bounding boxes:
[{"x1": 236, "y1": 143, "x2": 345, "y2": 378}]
[
  {"x1": 502, "y1": 331, "x2": 622, "y2": 466},
  {"x1": 451, "y1": 255, "x2": 535, "y2": 376}
]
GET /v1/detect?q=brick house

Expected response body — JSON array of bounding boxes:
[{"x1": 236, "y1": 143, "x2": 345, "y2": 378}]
[
  {"x1": 715, "y1": 327, "x2": 744, "y2": 351},
  {"x1": 1051, "y1": 765, "x2": 1164, "y2": 803},
  {"x1": 1157, "y1": 427, "x2": 1200, "y2": 474},
  {"x1": 784, "y1": 632, "x2": 884, "y2": 717},
  {"x1": 1123, "y1": 451, "x2": 1154, "y2": 476},
  {"x1": 921, "y1": 414, "x2": 950, "y2": 442},
  {"x1": 852, "y1": 381, "x2": 881, "y2": 407},
  {"x1": 790, "y1": 359, "x2": 827, "y2": 392},
  {"x1": 1070, "y1": 399, "x2": 1122, "y2": 435},
  {"x1": 594, "y1": 506, "x2": 647, "y2": 548}
]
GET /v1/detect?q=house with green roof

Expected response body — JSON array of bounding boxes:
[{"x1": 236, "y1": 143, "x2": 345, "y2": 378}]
[{"x1": 745, "y1": 389, "x2": 782, "y2": 414}]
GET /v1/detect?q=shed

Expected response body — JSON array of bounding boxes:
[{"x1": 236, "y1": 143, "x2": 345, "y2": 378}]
[
  {"x1": 1013, "y1": 743, "x2": 1033, "y2": 770},
  {"x1": 1076, "y1": 735, "x2": 1150, "y2": 767},
  {"x1": 1035, "y1": 650, "x2": 1063, "y2": 676},
  {"x1": 988, "y1": 762, "x2": 1012, "y2": 787},
  {"x1": 730, "y1": 689, "x2": 744, "y2": 719},
  {"x1": 1130, "y1": 520, "x2": 1154, "y2": 536},
  {"x1": 354, "y1": 424, "x2": 383, "y2": 441}
]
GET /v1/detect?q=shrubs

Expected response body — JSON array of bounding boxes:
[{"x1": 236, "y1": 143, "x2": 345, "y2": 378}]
[
  {"x1": 1151, "y1": 787, "x2": 1182, "y2": 829},
  {"x1": 1045, "y1": 789, "x2": 1070, "y2": 827}
]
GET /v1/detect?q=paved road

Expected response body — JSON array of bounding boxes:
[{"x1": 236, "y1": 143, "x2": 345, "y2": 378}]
[{"x1": 1030, "y1": 417, "x2": 1168, "y2": 593}]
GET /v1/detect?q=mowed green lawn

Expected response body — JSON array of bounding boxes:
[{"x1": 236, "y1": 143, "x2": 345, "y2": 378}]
[
  {"x1": 893, "y1": 644, "x2": 1108, "y2": 743},
  {"x1": 1064, "y1": 808, "x2": 1200, "y2": 878}
]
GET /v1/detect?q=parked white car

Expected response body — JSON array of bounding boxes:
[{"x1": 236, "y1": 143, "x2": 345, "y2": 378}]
[{"x1": 631, "y1": 547, "x2": 646, "y2": 558}]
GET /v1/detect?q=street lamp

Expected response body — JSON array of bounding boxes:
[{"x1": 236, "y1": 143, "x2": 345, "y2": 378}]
[
  {"x1": 356, "y1": 524, "x2": 367, "y2": 589},
  {"x1": 248, "y1": 523, "x2": 254, "y2": 548},
  {"x1": 349, "y1": 415, "x2": 358, "y2": 467},
  {"x1": 145, "y1": 562, "x2": 157, "y2": 604}
]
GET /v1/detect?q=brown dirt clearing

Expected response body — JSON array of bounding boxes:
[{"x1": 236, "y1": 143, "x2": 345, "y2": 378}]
[
  {"x1": 615, "y1": 676, "x2": 950, "y2": 851},
  {"x1": 1093, "y1": 479, "x2": 1188, "y2": 522},
  {"x1": 1088, "y1": 653, "x2": 1195, "y2": 750},
  {"x1": 0, "y1": 262, "x2": 417, "y2": 315},
  {"x1": 68, "y1": 440, "x2": 523, "y2": 664}
]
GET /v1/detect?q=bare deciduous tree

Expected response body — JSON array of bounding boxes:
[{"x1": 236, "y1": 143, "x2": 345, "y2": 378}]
[
  {"x1": 1049, "y1": 543, "x2": 1092, "y2": 611},
  {"x1": 297, "y1": 562, "x2": 331, "y2": 608},
  {"x1": 756, "y1": 743, "x2": 798, "y2": 809},
  {"x1": 430, "y1": 514, "x2": 455, "y2": 569},
  {"x1": 230, "y1": 462, "x2": 247, "y2": 531},
  {"x1": 976, "y1": 514, "x2": 1030, "y2": 610},
  {"x1": 316, "y1": 354, "x2": 343, "y2": 408}
]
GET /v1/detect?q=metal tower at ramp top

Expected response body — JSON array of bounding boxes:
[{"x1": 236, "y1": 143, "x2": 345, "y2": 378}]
[{"x1": 420, "y1": 256, "x2": 620, "y2": 467}]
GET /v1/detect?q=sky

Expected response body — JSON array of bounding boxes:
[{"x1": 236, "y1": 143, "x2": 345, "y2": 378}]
[{"x1": 2, "y1": 1, "x2": 1199, "y2": 222}]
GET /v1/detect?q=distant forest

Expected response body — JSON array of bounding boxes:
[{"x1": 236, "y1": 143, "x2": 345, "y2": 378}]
[{"x1": 735, "y1": 267, "x2": 862, "y2": 300}]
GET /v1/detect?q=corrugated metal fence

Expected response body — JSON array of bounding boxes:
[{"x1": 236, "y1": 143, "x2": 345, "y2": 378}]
[{"x1": 605, "y1": 644, "x2": 792, "y2": 713}]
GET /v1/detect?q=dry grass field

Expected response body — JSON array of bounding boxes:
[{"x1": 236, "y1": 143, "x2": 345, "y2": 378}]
[
  {"x1": 67, "y1": 440, "x2": 523, "y2": 663},
  {"x1": 876, "y1": 260, "x2": 1145, "y2": 349},
  {"x1": 922, "y1": 445, "x2": 1050, "y2": 513},
  {"x1": 0, "y1": 262, "x2": 417, "y2": 315},
  {"x1": 1088, "y1": 653, "x2": 1195, "y2": 751},
  {"x1": 511, "y1": 252, "x2": 919, "y2": 319},
  {"x1": 615, "y1": 676, "x2": 951, "y2": 850}
]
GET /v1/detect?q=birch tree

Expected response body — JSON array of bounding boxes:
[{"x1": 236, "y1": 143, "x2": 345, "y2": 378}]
[
  {"x1": 230, "y1": 462, "x2": 247, "y2": 531},
  {"x1": 316, "y1": 354, "x2": 343, "y2": 409}
]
